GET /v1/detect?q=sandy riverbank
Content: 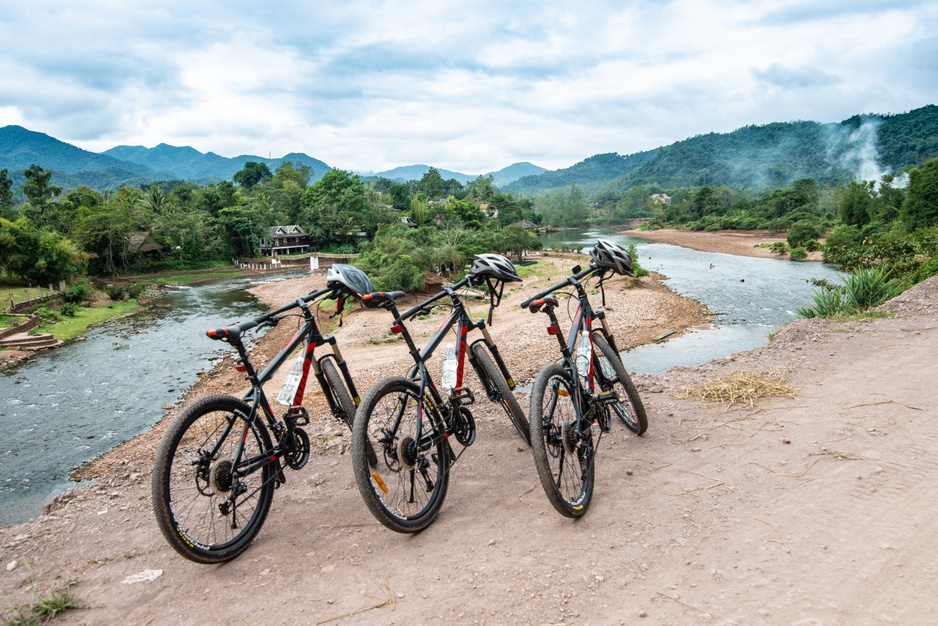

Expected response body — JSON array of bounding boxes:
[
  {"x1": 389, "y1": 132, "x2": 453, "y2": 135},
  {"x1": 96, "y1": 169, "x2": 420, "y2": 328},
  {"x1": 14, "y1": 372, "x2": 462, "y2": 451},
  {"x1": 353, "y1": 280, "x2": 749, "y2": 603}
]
[{"x1": 626, "y1": 227, "x2": 824, "y2": 261}]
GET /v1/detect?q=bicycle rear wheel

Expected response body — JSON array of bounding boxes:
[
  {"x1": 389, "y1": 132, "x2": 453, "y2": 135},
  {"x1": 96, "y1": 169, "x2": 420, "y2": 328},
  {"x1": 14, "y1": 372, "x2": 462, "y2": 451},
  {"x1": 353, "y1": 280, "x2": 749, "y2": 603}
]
[
  {"x1": 151, "y1": 394, "x2": 275, "y2": 564},
  {"x1": 471, "y1": 343, "x2": 530, "y2": 445},
  {"x1": 351, "y1": 377, "x2": 449, "y2": 533},
  {"x1": 321, "y1": 358, "x2": 356, "y2": 429},
  {"x1": 592, "y1": 333, "x2": 648, "y2": 435},
  {"x1": 529, "y1": 364, "x2": 594, "y2": 517}
]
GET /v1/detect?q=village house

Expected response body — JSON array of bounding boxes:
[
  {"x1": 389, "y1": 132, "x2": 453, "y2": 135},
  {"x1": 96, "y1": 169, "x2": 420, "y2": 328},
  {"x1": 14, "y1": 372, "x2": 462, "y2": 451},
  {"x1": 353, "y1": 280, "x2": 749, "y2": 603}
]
[{"x1": 260, "y1": 225, "x2": 310, "y2": 256}]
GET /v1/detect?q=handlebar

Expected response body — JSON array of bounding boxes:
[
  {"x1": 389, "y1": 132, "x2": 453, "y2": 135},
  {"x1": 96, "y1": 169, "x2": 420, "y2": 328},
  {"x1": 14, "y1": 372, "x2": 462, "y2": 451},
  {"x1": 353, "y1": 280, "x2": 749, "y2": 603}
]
[{"x1": 520, "y1": 265, "x2": 597, "y2": 309}]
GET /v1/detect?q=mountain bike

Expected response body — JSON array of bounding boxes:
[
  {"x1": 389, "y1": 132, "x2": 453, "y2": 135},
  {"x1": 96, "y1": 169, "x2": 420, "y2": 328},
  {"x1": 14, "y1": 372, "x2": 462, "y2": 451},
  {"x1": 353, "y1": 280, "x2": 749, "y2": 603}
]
[
  {"x1": 350, "y1": 254, "x2": 529, "y2": 533},
  {"x1": 151, "y1": 265, "x2": 373, "y2": 564},
  {"x1": 520, "y1": 240, "x2": 647, "y2": 517}
]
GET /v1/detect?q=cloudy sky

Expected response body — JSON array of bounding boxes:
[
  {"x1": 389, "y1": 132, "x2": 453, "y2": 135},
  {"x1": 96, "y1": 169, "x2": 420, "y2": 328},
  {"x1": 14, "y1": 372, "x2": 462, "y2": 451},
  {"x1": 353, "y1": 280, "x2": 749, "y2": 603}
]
[{"x1": 1, "y1": 1, "x2": 936, "y2": 175}]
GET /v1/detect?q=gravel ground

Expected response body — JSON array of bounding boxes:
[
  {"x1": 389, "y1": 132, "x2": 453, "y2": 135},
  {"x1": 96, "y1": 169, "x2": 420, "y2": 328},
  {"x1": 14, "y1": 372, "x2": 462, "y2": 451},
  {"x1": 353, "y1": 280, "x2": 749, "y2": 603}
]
[{"x1": 7, "y1": 250, "x2": 938, "y2": 625}]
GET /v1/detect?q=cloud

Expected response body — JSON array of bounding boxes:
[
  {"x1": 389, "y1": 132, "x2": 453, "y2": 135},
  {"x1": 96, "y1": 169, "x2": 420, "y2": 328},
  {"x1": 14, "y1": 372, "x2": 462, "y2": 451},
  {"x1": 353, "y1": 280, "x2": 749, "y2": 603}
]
[{"x1": 0, "y1": 1, "x2": 936, "y2": 173}]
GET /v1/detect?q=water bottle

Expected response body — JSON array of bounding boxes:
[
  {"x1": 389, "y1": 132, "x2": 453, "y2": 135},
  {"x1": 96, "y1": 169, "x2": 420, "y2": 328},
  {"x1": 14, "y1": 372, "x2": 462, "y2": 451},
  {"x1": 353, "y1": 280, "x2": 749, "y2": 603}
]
[
  {"x1": 576, "y1": 332, "x2": 591, "y2": 385},
  {"x1": 276, "y1": 355, "x2": 304, "y2": 406},
  {"x1": 441, "y1": 343, "x2": 458, "y2": 390}
]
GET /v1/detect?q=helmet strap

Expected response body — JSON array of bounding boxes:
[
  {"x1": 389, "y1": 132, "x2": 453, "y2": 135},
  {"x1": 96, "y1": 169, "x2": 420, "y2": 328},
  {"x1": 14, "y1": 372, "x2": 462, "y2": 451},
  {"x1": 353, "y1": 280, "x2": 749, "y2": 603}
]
[
  {"x1": 330, "y1": 295, "x2": 346, "y2": 327},
  {"x1": 485, "y1": 277, "x2": 504, "y2": 325}
]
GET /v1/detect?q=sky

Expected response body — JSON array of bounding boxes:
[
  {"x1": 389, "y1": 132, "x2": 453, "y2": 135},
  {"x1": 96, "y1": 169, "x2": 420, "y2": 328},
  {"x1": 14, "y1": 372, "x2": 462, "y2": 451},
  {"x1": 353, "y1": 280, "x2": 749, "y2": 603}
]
[{"x1": 1, "y1": 1, "x2": 936, "y2": 176}]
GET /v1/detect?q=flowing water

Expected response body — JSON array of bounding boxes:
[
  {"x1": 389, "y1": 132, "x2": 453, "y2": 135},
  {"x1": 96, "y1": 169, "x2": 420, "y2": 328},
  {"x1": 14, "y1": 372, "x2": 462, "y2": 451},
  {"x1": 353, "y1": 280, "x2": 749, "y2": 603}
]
[
  {"x1": 539, "y1": 228, "x2": 844, "y2": 374},
  {"x1": 0, "y1": 274, "x2": 299, "y2": 526}
]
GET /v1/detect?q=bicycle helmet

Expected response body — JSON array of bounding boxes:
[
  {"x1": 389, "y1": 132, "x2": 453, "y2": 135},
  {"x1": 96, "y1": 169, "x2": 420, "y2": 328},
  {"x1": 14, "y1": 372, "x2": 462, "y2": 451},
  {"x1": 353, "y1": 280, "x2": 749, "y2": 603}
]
[
  {"x1": 326, "y1": 264, "x2": 374, "y2": 298},
  {"x1": 470, "y1": 253, "x2": 522, "y2": 283},
  {"x1": 590, "y1": 239, "x2": 635, "y2": 277}
]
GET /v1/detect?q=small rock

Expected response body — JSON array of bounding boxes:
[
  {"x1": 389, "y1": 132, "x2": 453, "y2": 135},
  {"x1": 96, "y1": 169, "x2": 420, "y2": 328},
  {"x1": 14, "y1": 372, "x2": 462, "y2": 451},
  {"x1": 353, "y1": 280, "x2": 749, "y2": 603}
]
[{"x1": 6, "y1": 560, "x2": 16, "y2": 571}]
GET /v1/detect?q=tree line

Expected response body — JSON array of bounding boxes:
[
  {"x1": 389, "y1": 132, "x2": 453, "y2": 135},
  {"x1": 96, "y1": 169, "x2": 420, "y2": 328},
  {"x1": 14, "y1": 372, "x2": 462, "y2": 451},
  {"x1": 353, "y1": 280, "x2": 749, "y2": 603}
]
[{"x1": 0, "y1": 162, "x2": 542, "y2": 291}]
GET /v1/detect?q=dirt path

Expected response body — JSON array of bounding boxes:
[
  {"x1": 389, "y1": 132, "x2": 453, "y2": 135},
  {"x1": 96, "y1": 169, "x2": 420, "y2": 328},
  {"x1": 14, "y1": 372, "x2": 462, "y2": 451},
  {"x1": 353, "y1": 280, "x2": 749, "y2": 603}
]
[{"x1": 3, "y1": 253, "x2": 938, "y2": 624}]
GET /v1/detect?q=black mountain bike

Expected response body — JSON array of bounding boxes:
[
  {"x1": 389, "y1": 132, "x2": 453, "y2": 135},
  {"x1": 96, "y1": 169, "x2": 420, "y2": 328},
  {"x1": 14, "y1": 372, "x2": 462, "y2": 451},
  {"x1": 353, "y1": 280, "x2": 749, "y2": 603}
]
[
  {"x1": 520, "y1": 242, "x2": 647, "y2": 517},
  {"x1": 351, "y1": 254, "x2": 529, "y2": 533},
  {"x1": 151, "y1": 265, "x2": 372, "y2": 563}
]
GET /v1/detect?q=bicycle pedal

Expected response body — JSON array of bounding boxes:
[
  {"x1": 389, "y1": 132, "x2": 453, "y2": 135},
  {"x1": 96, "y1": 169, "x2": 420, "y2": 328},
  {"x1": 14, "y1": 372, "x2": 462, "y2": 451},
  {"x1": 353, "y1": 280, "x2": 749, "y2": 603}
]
[
  {"x1": 596, "y1": 391, "x2": 617, "y2": 405},
  {"x1": 286, "y1": 406, "x2": 310, "y2": 425},
  {"x1": 452, "y1": 387, "x2": 475, "y2": 406}
]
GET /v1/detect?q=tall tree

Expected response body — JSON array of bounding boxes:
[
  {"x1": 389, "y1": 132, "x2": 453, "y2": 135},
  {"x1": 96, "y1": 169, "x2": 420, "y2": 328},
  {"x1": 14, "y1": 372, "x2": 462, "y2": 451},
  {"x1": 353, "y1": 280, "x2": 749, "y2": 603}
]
[
  {"x1": 232, "y1": 161, "x2": 272, "y2": 190},
  {"x1": 20, "y1": 164, "x2": 62, "y2": 228},
  {"x1": 0, "y1": 169, "x2": 14, "y2": 220},
  {"x1": 900, "y1": 159, "x2": 938, "y2": 232}
]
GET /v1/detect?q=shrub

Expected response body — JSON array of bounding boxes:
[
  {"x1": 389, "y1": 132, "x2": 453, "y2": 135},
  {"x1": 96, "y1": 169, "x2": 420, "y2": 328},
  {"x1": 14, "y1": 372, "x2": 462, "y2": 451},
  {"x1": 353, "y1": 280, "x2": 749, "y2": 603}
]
[
  {"x1": 789, "y1": 247, "x2": 808, "y2": 261},
  {"x1": 769, "y1": 242, "x2": 789, "y2": 256},
  {"x1": 797, "y1": 267, "x2": 901, "y2": 318},
  {"x1": 63, "y1": 279, "x2": 94, "y2": 304},
  {"x1": 126, "y1": 282, "x2": 147, "y2": 299},
  {"x1": 34, "y1": 305, "x2": 61, "y2": 322},
  {"x1": 103, "y1": 284, "x2": 126, "y2": 301},
  {"x1": 59, "y1": 302, "x2": 79, "y2": 317}
]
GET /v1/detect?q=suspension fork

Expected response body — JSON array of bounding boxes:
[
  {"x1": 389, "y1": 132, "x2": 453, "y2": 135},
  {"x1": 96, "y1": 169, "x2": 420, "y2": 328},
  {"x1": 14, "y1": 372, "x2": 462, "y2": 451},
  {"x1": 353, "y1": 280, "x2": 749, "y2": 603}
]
[{"x1": 470, "y1": 319, "x2": 517, "y2": 389}]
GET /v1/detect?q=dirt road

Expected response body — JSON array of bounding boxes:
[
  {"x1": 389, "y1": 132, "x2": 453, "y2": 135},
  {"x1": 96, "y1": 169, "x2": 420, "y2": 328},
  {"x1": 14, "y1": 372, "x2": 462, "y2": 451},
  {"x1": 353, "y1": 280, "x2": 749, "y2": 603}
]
[{"x1": 3, "y1": 254, "x2": 938, "y2": 625}]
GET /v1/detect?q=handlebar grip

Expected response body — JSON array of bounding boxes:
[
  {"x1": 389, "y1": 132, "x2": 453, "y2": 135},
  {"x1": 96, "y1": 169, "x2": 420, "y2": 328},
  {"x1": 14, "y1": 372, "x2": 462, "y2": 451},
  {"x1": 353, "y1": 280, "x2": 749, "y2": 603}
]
[{"x1": 528, "y1": 295, "x2": 558, "y2": 314}]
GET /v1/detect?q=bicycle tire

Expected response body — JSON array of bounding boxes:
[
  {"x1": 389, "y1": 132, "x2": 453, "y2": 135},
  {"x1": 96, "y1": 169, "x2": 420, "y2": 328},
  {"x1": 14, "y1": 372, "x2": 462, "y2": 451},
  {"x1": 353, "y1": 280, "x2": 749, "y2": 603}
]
[
  {"x1": 529, "y1": 364, "x2": 594, "y2": 518},
  {"x1": 471, "y1": 343, "x2": 530, "y2": 445},
  {"x1": 591, "y1": 333, "x2": 648, "y2": 435},
  {"x1": 351, "y1": 376, "x2": 449, "y2": 533},
  {"x1": 151, "y1": 394, "x2": 275, "y2": 564},
  {"x1": 321, "y1": 358, "x2": 356, "y2": 430}
]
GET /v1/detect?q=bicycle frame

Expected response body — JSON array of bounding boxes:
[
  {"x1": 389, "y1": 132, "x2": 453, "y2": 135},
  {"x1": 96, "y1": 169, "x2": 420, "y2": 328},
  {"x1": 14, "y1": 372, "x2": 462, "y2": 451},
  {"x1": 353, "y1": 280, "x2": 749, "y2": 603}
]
[
  {"x1": 207, "y1": 287, "x2": 362, "y2": 481},
  {"x1": 366, "y1": 278, "x2": 517, "y2": 451},
  {"x1": 522, "y1": 264, "x2": 618, "y2": 418}
]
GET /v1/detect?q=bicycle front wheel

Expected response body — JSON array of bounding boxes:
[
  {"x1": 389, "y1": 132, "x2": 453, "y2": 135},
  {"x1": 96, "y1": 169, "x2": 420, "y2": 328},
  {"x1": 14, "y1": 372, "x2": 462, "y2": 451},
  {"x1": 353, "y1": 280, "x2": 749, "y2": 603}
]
[
  {"x1": 151, "y1": 394, "x2": 275, "y2": 564},
  {"x1": 529, "y1": 364, "x2": 594, "y2": 517},
  {"x1": 471, "y1": 343, "x2": 530, "y2": 445},
  {"x1": 351, "y1": 377, "x2": 450, "y2": 533},
  {"x1": 321, "y1": 357, "x2": 356, "y2": 430},
  {"x1": 592, "y1": 333, "x2": 648, "y2": 435}
]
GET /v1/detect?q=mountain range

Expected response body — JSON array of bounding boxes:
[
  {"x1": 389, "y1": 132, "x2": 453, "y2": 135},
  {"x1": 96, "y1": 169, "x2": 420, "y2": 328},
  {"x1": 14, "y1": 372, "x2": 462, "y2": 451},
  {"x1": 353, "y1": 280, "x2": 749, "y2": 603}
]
[{"x1": 1, "y1": 104, "x2": 937, "y2": 196}]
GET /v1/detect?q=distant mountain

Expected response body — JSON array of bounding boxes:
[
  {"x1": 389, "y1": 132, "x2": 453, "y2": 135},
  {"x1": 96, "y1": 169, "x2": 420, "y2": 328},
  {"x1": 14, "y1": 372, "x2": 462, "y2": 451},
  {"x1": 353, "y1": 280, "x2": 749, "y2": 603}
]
[
  {"x1": 485, "y1": 162, "x2": 547, "y2": 188},
  {"x1": 367, "y1": 164, "x2": 475, "y2": 184},
  {"x1": 364, "y1": 161, "x2": 547, "y2": 187},
  {"x1": 505, "y1": 105, "x2": 938, "y2": 195},
  {"x1": 0, "y1": 125, "x2": 157, "y2": 187},
  {"x1": 103, "y1": 144, "x2": 332, "y2": 183},
  {"x1": 3, "y1": 104, "x2": 935, "y2": 196},
  {"x1": 0, "y1": 126, "x2": 334, "y2": 191}
]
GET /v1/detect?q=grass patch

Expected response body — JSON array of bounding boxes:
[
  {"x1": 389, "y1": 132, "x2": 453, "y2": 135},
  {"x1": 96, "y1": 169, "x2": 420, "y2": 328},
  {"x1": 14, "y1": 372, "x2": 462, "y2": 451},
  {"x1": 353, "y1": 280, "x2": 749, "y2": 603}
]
[
  {"x1": 145, "y1": 267, "x2": 247, "y2": 286},
  {"x1": 35, "y1": 300, "x2": 141, "y2": 341},
  {"x1": 3, "y1": 574, "x2": 81, "y2": 625}
]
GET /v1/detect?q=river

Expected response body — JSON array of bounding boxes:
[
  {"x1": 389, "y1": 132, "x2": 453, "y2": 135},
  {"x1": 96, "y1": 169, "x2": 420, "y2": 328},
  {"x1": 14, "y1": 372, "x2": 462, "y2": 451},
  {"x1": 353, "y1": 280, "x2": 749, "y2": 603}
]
[
  {"x1": 0, "y1": 274, "x2": 293, "y2": 526},
  {"x1": 539, "y1": 228, "x2": 844, "y2": 374}
]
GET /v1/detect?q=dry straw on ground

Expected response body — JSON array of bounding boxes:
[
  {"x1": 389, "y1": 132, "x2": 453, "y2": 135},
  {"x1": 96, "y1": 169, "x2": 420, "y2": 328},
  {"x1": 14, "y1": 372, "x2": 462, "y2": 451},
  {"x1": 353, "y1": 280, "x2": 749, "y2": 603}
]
[{"x1": 678, "y1": 370, "x2": 796, "y2": 408}]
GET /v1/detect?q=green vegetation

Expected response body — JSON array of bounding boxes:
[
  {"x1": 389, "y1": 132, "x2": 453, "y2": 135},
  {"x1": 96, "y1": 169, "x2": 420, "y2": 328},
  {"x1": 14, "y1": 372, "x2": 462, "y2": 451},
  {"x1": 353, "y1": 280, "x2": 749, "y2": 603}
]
[
  {"x1": 36, "y1": 299, "x2": 140, "y2": 341},
  {"x1": 3, "y1": 572, "x2": 81, "y2": 626},
  {"x1": 797, "y1": 268, "x2": 902, "y2": 318}
]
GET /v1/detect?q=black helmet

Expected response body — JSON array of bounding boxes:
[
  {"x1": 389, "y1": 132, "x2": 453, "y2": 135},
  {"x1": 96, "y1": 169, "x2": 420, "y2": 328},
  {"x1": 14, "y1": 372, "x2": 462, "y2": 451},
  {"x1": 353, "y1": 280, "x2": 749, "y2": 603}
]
[
  {"x1": 326, "y1": 264, "x2": 373, "y2": 298},
  {"x1": 471, "y1": 253, "x2": 521, "y2": 283},
  {"x1": 590, "y1": 239, "x2": 634, "y2": 276}
]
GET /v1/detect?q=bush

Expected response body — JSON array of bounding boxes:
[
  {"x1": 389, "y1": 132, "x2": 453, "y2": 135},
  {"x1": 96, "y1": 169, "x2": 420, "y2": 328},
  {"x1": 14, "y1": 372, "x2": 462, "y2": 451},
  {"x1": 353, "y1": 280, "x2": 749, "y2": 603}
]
[
  {"x1": 126, "y1": 282, "x2": 147, "y2": 299},
  {"x1": 63, "y1": 279, "x2": 94, "y2": 304},
  {"x1": 769, "y1": 242, "x2": 789, "y2": 256},
  {"x1": 789, "y1": 247, "x2": 808, "y2": 261},
  {"x1": 60, "y1": 302, "x2": 79, "y2": 317},
  {"x1": 103, "y1": 284, "x2": 126, "y2": 301},
  {"x1": 34, "y1": 305, "x2": 61, "y2": 322},
  {"x1": 797, "y1": 267, "x2": 901, "y2": 318}
]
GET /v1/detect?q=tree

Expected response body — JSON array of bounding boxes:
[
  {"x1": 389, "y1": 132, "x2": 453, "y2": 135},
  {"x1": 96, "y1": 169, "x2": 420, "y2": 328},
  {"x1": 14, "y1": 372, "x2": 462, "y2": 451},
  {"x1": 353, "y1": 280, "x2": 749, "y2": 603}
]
[
  {"x1": 494, "y1": 224, "x2": 542, "y2": 261},
  {"x1": 20, "y1": 164, "x2": 62, "y2": 228},
  {"x1": 301, "y1": 169, "x2": 370, "y2": 246},
  {"x1": 839, "y1": 181, "x2": 874, "y2": 227},
  {"x1": 0, "y1": 217, "x2": 86, "y2": 284},
  {"x1": 232, "y1": 161, "x2": 272, "y2": 190},
  {"x1": 0, "y1": 169, "x2": 14, "y2": 220},
  {"x1": 900, "y1": 159, "x2": 938, "y2": 232}
]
